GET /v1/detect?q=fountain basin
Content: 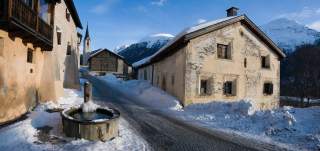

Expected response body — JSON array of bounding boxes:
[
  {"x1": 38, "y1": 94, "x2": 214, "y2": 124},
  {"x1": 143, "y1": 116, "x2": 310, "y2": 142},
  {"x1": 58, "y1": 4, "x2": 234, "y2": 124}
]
[{"x1": 61, "y1": 107, "x2": 120, "y2": 141}]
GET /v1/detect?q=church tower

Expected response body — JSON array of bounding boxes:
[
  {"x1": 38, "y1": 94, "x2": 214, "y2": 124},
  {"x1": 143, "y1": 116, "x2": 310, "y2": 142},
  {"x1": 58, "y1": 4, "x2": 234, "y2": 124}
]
[{"x1": 83, "y1": 24, "x2": 91, "y2": 66}]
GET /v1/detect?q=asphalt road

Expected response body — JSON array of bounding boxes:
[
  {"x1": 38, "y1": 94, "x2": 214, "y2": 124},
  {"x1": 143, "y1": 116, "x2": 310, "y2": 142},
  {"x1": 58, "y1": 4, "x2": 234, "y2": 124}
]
[{"x1": 86, "y1": 76, "x2": 279, "y2": 151}]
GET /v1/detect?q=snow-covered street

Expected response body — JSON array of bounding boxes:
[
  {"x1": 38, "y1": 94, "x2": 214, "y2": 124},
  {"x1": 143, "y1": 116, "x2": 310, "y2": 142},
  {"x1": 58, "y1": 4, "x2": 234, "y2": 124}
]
[
  {"x1": 0, "y1": 86, "x2": 150, "y2": 151},
  {"x1": 95, "y1": 74, "x2": 320, "y2": 151}
]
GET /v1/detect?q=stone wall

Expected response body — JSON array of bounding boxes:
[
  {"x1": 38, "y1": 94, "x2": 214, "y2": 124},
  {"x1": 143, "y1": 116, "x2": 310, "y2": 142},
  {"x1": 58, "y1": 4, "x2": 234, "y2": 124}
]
[
  {"x1": 0, "y1": 30, "x2": 47, "y2": 123},
  {"x1": 137, "y1": 22, "x2": 280, "y2": 109},
  {"x1": 53, "y1": 0, "x2": 80, "y2": 90},
  {"x1": 0, "y1": 1, "x2": 81, "y2": 123},
  {"x1": 138, "y1": 46, "x2": 187, "y2": 102},
  {"x1": 185, "y1": 22, "x2": 280, "y2": 109}
]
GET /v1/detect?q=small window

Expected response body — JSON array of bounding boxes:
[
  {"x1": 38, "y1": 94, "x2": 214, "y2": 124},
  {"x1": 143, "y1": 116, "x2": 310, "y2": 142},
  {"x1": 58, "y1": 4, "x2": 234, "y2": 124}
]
[
  {"x1": 261, "y1": 56, "x2": 270, "y2": 69},
  {"x1": 144, "y1": 69, "x2": 147, "y2": 80},
  {"x1": 171, "y1": 75, "x2": 175, "y2": 86},
  {"x1": 217, "y1": 44, "x2": 231, "y2": 59},
  {"x1": 223, "y1": 80, "x2": 236, "y2": 96},
  {"x1": 0, "y1": 37, "x2": 4, "y2": 57},
  {"x1": 66, "y1": 9, "x2": 70, "y2": 22},
  {"x1": 66, "y1": 44, "x2": 71, "y2": 55},
  {"x1": 156, "y1": 76, "x2": 159, "y2": 85},
  {"x1": 244, "y1": 58, "x2": 247, "y2": 68},
  {"x1": 200, "y1": 79, "x2": 210, "y2": 95},
  {"x1": 57, "y1": 32, "x2": 61, "y2": 45},
  {"x1": 263, "y1": 83, "x2": 273, "y2": 95},
  {"x1": 27, "y1": 49, "x2": 33, "y2": 63}
]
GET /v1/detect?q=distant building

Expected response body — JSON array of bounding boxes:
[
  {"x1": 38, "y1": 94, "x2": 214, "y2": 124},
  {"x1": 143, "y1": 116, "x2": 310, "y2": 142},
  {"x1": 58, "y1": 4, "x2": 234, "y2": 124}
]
[
  {"x1": 82, "y1": 24, "x2": 91, "y2": 66},
  {"x1": 135, "y1": 7, "x2": 286, "y2": 109},
  {"x1": 88, "y1": 49, "x2": 132, "y2": 79},
  {"x1": 0, "y1": 0, "x2": 82, "y2": 123}
]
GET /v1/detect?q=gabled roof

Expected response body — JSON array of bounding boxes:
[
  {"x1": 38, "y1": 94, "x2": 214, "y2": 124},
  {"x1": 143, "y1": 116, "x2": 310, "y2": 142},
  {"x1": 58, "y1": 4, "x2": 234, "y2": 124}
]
[
  {"x1": 88, "y1": 48, "x2": 131, "y2": 65},
  {"x1": 133, "y1": 15, "x2": 286, "y2": 68},
  {"x1": 64, "y1": 0, "x2": 83, "y2": 29}
]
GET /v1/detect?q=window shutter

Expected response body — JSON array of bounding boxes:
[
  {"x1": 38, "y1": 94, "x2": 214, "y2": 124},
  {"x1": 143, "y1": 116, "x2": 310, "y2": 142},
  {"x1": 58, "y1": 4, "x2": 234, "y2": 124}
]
[
  {"x1": 227, "y1": 44, "x2": 232, "y2": 59},
  {"x1": 217, "y1": 45, "x2": 222, "y2": 58},
  {"x1": 207, "y1": 78, "x2": 213, "y2": 95},
  {"x1": 232, "y1": 80, "x2": 237, "y2": 96}
]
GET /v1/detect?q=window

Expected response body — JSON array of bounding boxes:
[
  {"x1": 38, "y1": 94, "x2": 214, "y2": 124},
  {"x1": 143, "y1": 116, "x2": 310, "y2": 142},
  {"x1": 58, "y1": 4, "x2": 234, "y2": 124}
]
[
  {"x1": 244, "y1": 58, "x2": 247, "y2": 68},
  {"x1": 263, "y1": 83, "x2": 273, "y2": 95},
  {"x1": 66, "y1": 9, "x2": 70, "y2": 22},
  {"x1": 57, "y1": 31, "x2": 61, "y2": 45},
  {"x1": 27, "y1": 49, "x2": 33, "y2": 63},
  {"x1": 162, "y1": 77, "x2": 166, "y2": 91},
  {"x1": 217, "y1": 44, "x2": 231, "y2": 59},
  {"x1": 0, "y1": 37, "x2": 3, "y2": 57},
  {"x1": 144, "y1": 69, "x2": 147, "y2": 80},
  {"x1": 157, "y1": 76, "x2": 160, "y2": 86},
  {"x1": 223, "y1": 80, "x2": 236, "y2": 96},
  {"x1": 171, "y1": 75, "x2": 175, "y2": 86},
  {"x1": 39, "y1": 0, "x2": 53, "y2": 24},
  {"x1": 200, "y1": 80, "x2": 210, "y2": 95},
  {"x1": 261, "y1": 56, "x2": 270, "y2": 69},
  {"x1": 66, "y1": 43, "x2": 71, "y2": 55}
]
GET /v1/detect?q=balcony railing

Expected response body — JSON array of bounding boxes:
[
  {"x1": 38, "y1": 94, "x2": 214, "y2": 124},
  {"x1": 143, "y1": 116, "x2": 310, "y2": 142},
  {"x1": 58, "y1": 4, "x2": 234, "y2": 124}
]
[
  {"x1": 0, "y1": 0, "x2": 54, "y2": 50},
  {"x1": 11, "y1": 0, "x2": 38, "y2": 31}
]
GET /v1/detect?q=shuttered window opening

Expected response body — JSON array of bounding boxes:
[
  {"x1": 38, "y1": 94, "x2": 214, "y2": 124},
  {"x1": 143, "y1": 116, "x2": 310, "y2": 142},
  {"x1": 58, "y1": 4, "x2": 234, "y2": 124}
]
[
  {"x1": 217, "y1": 44, "x2": 231, "y2": 59},
  {"x1": 263, "y1": 82, "x2": 273, "y2": 95},
  {"x1": 27, "y1": 48, "x2": 33, "y2": 63},
  {"x1": 261, "y1": 55, "x2": 270, "y2": 69},
  {"x1": 223, "y1": 80, "x2": 236, "y2": 96}
]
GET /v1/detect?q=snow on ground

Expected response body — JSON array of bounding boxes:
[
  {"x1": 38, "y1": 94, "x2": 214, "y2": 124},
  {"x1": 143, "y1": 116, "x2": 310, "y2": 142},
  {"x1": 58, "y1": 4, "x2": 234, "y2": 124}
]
[
  {"x1": 99, "y1": 74, "x2": 320, "y2": 151},
  {"x1": 0, "y1": 79, "x2": 150, "y2": 151}
]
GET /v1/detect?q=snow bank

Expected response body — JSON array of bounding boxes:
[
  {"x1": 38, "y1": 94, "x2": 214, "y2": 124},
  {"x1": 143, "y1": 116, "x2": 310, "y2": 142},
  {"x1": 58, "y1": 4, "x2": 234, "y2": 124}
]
[
  {"x1": 99, "y1": 75, "x2": 320, "y2": 150},
  {"x1": 0, "y1": 87, "x2": 150, "y2": 151},
  {"x1": 99, "y1": 75, "x2": 183, "y2": 111},
  {"x1": 177, "y1": 102, "x2": 320, "y2": 150}
]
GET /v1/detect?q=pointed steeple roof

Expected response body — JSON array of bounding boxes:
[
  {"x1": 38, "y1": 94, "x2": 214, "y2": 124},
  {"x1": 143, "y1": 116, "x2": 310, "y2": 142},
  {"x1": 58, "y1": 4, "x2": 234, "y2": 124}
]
[{"x1": 84, "y1": 23, "x2": 90, "y2": 40}]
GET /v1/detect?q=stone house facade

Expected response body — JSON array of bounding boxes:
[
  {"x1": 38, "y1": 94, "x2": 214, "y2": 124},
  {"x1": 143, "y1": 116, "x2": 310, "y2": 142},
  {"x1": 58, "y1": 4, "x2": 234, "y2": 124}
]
[
  {"x1": 88, "y1": 49, "x2": 132, "y2": 78},
  {"x1": 136, "y1": 9, "x2": 285, "y2": 109},
  {"x1": 0, "y1": 0, "x2": 82, "y2": 124}
]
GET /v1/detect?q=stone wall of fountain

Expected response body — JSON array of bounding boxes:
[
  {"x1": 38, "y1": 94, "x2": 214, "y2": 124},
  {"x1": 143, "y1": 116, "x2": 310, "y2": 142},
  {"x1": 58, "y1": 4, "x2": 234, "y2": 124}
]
[{"x1": 61, "y1": 82, "x2": 120, "y2": 141}]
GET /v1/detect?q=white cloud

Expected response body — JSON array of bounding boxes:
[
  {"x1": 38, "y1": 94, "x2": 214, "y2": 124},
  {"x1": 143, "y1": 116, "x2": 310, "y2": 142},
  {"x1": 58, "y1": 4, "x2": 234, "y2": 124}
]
[
  {"x1": 151, "y1": 0, "x2": 167, "y2": 6},
  {"x1": 91, "y1": 5, "x2": 107, "y2": 14},
  {"x1": 307, "y1": 21, "x2": 320, "y2": 31},
  {"x1": 197, "y1": 19, "x2": 207, "y2": 24},
  {"x1": 277, "y1": 7, "x2": 320, "y2": 20},
  {"x1": 90, "y1": 0, "x2": 118, "y2": 15}
]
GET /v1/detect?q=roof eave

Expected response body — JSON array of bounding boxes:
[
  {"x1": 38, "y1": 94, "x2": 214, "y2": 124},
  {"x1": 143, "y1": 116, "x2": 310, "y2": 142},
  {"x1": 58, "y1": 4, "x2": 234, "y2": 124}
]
[{"x1": 64, "y1": 0, "x2": 83, "y2": 29}]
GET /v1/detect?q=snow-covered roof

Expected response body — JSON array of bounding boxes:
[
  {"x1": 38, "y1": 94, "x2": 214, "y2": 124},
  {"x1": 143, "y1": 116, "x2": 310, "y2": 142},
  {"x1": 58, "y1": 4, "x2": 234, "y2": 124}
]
[
  {"x1": 89, "y1": 48, "x2": 130, "y2": 65},
  {"x1": 133, "y1": 15, "x2": 285, "y2": 68},
  {"x1": 132, "y1": 16, "x2": 238, "y2": 68}
]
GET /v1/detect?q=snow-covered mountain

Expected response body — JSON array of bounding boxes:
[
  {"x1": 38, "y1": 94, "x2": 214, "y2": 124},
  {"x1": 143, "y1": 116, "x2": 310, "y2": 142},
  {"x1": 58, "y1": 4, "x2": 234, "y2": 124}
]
[
  {"x1": 118, "y1": 33, "x2": 174, "y2": 64},
  {"x1": 261, "y1": 18, "x2": 320, "y2": 53},
  {"x1": 113, "y1": 44, "x2": 130, "y2": 53}
]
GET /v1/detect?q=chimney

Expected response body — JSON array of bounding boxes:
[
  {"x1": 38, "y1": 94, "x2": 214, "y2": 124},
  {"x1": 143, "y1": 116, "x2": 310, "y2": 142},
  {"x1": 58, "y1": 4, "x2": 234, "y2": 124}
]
[{"x1": 226, "y1": 7, "x2": 239, "y2": 17}]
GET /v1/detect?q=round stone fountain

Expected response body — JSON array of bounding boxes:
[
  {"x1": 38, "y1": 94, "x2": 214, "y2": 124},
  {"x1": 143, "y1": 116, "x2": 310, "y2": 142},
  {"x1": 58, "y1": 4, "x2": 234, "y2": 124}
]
[{"x1": 61, "y1": 82, "x2": 120, "y2": 141}]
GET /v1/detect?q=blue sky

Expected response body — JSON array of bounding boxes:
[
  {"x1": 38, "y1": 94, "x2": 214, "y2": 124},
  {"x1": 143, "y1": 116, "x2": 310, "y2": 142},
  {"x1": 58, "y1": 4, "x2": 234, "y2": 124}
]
[{"x1": 74, "y1": 0, "x2": 320, "y2": 51}]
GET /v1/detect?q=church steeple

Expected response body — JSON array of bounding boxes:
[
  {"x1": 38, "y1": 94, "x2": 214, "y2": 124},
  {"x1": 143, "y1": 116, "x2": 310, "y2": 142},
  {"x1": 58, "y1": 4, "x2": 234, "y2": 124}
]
[
  {"x1": 83, "y1": 23, "x2": 91, "y2": 66},
  {"x1": 84, "y1": 23, "x2": 90, "y2": 40}
]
